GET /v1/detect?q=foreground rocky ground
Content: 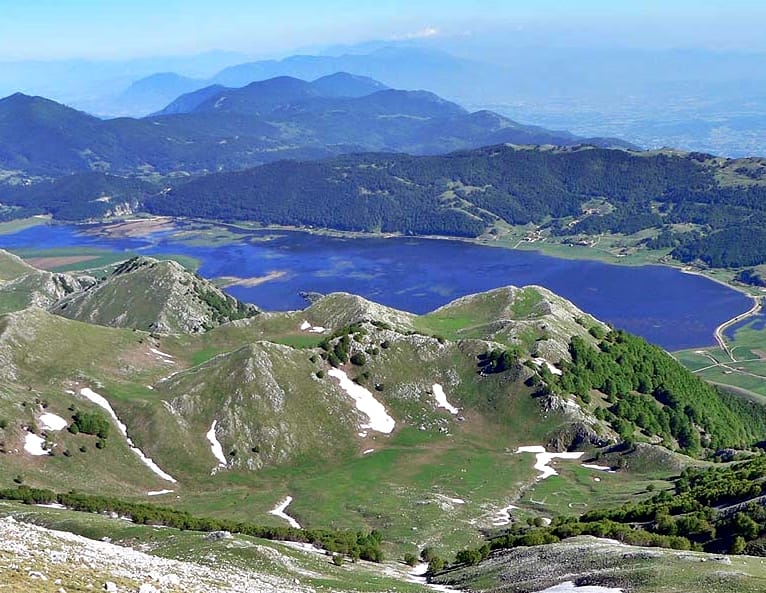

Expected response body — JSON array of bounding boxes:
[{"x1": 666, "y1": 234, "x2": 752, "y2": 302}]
[
  {"x1": 431, "y1": 536, "x2": 766, "y2": 593},
  {"x1": 0, "y1": 516, "x2": 316, "y2": 593}
]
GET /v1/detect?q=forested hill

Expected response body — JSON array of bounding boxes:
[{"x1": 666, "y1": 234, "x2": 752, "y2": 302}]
[
  {"x1": 142, "y1": 145, "x2": 766, "y2": 264},
  {"x1": 5, "y1": 144, "x2": 766, "y2": 267}
]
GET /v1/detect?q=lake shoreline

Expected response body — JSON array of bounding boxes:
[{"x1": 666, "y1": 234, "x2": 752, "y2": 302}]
[
  {"x1": 3, "y1": 216, "x2": 753, "y2": 352},
  {"x1": 70, "y1": 215, "x2": 758, "y2": 297}
]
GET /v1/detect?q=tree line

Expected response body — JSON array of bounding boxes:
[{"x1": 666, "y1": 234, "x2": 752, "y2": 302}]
[{"x1": 0, "y1": 486, "x2": 384, "y2": 561}]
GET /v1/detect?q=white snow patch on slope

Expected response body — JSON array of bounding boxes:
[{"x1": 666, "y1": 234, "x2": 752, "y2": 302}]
[
  {"x1": 531, "y1": 358, "x2": 563, "y2": 376},
  {"x1": 409, "y1": 563, "x2": 463, "y2": 592},
  {"x1": 582, "y1": 464, "x2": 617, "y2": 473},
  {"x1": 269, "y1": 496, "x2": 301, "y2": 529},
  {"x1": 39, "y1": 413, "x2": 68, "y2": 431},
  {"x1": 432, "y1": 383, "x2": 459, "y2": 414},
  {"x1": 491, "y1": 504, "x2": 519, "y2": 526},
  {"x1": 24, "y1": 432, "x2": 47, "y2": 456},
  {"x1": 436, "y1": 494, "x2": 465, "y2": 504},
  {"x1": 150, "y1": 348, "x2": 175, "y2": 365},
  {"x1": 328, "y1": 368, "x2": 395, "y2": 434},
  {"x1": 78, "y1": 388, "x2": 177, "y2": 483},
  {"x1": 533, "y1": 582, "x2": 623, "y2": 593},
  {"x1": 299, "y1": 320, "x2": 326, "y2": 333},
  {"x1": 147, "y1": 490, "x2": 174, "y2": 496},
  {"x1": 516, "y1": 445, "x2": 584, "y2": 480},
  {"x1": 206, "y1": 420, "x2": 228, "y2": 468}
]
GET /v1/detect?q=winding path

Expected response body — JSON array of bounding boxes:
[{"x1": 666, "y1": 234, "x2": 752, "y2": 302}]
[{"x1": 713, "y1": 297, "x2": 761, "y2": 361}]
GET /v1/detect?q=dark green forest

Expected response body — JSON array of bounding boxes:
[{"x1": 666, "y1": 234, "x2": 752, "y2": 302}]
[
  {"x1": 4, "y1": 145, "x2": 766, "y2": 267},
  {"x1": 555, "y1": 330, "x2": 766, "y2": 455}
]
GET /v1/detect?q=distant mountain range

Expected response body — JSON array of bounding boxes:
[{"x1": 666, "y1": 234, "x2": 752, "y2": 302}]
[
  {"x1": 108, "y1": 46, "x2": 484, "y2": 117},
  {"x1": 2, "y1": 44, "x2": 764, "y2": 156},
  {"x1": 113, "y1": 45, "x2": 766, "y2": 158},
  {"x1": 0, "y1": 73, "x2": 632, "y2": 177}
]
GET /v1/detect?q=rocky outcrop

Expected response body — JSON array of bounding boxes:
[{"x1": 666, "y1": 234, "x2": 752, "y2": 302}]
[{"x1": 50, "y1": 256, "x2": 259, "y2": 333}]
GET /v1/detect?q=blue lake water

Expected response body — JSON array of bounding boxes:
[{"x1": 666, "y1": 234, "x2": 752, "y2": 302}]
[{"x1": 0, "y1": 223, "x2": 751, "y2": 351}]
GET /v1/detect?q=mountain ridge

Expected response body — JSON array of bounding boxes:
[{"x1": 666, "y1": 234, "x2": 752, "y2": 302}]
[{"x1": 0, "y1": 73, "x2": 634, "y2": 177}]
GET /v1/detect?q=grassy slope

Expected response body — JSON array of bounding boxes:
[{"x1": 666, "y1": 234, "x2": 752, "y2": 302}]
[
  {"x1": 0, "y1": 502, "x2": 430, "y2": 593},
  {"x1": 0, "y1": 285, "x2": 681, "y2": 558}
]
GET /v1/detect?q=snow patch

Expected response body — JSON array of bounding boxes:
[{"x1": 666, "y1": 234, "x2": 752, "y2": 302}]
[
  {"x1": 531, "y1": 358, "x2": 563, "y2": 376},
  {"x1": 150, "y1": 348, "x2": 175, "y2": 365},
  {"x1": 533, "y1": 582, "x2": 623, "y2": 593},
  {"x1": 435, "y1": 494, "x2": 465, "y2": 504},
  {"x1": 299, "y1": 320, "x2": 326, "y2": 333},
  {"x1": 516, "y1": 445, "x2": 584, "y2": 480},
  {"x1": 147, "y1": 490, "x2": 174, "y2": 496},
  {"x1": 269, "y1": 496, "x2": 301, "y2": 529},
  {"x1": 363, "y1": 448, "x2": 375, "y2": 455},
  {"x1": 491, "y1": 505, "x2": 519, "y2": 526},
  {"x1": 78, "y1": 388, "x2": 177, "y2": 483},
  {"x1": 582, "y1": 464, "x2": 617, "y2": 473},
  {"x1": 24, "y1": 432, "x2": 47, "y2": 456},
  {"x1": 206, "y1": 420, "x2": 228, "y2": 469},
  {"x1": 39, "y1": 413, "x2": 68, "y2": 431},
  {"x1": 432, "y1": 383, "x2": 459, "y2": 414},
  {"x1": 35, "y1": 503, "x2": 66, "y2": 510},
  {"x1": 409, "y1": 563, "x2": 463, "y2": 592},
  {"x1": 328, "y1": 368, "x2": 395, "y2": 434}
]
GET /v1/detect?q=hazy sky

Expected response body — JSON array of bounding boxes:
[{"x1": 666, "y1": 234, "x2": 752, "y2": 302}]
[{"x1": 0, "y1": 0, "x2": 764, "y2": 60}]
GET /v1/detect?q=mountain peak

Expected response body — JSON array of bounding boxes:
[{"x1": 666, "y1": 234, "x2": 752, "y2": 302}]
[
  {"x1": 310, "y1": 72, "x2": 389, "y2": 97},
  {"x1": 50, "y1": 256, "x2": 259, "y2": 333}
]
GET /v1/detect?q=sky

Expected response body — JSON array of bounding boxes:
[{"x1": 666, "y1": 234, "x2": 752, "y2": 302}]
[{"x1": 0, "y1": 0, "x2": 765, "y2": 61}]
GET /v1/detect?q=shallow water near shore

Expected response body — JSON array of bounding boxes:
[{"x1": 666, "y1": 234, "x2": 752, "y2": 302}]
[{"x1": 0, "y1": 223, "x2": 750, "y2": 351}]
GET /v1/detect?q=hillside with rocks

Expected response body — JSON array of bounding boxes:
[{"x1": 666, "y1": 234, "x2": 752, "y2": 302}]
[
  {"x1": 0, "y1": 249, "x2": 96, "y2": 314},
  {"x1": 1, "y1": 255, "x2": 765, "y2": 585},
  {"x1": 49, "y1": 256, "x2": 259, "y2": 333}
]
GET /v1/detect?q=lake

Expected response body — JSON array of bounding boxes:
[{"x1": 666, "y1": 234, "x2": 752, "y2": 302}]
[{"x1": 0, "y1": 223, "x2": 751, "y2": 351}]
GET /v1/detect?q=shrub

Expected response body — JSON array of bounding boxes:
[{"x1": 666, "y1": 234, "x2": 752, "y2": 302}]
[
  {"x1": 456, "y1": 548, "x2": 483, "y2": 566},
  {"x1": 427, "y1": 556, "x2": 445, "y2": 573},
  {"x1": 71, "y1": 411, "x2": 109, "y2": 439},
  {"x1": 731, "y1": 535, "x2": 747, "y2": 554},
  {"x1": 332, "y1": 554, "x2": 344, "y2": 566},
  {"x1": 420, "y1": 547, "x2": 436, "y2": 562},
  {"x1": 350, "y1": 353, "x2": 367, "y2": 366},
  {"x1": 404, "y1": 552, "x2": 418, "y2": 567}
]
